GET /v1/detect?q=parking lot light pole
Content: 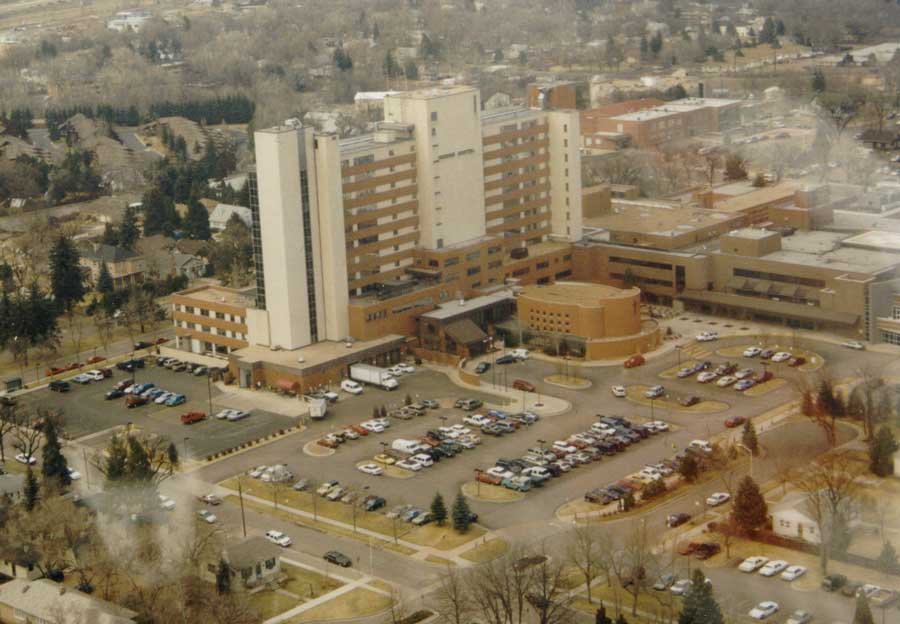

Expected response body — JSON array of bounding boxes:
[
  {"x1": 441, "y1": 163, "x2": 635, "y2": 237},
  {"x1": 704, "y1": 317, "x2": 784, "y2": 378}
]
[
  {"x1": 676, "y1": 344, "x2": 683, "y2": 366},
  {"x1": 650, "y1": 397, "x2": 655, "y2": 421},
  {"x1": 183, "y1": 436, "x2": 190, "y2": 460},
  {"x1": 379, "y1": 441, "x2": 389, "y2": 465},
  {"x1": 206, "y1": 372, "x2": 213, "y2": 418}
]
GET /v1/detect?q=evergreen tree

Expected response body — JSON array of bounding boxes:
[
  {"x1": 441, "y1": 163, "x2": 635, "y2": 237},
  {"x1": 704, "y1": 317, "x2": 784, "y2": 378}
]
[
  {"x1": 852, "y1": 592, "x2": 875, "y2": 624},
  {"x1": 41, "y1": 419, "x2": 70, "y2": 488},
  {"x1": 141, "y1": 188, "x2": 180, "y2": 236},
  {"x1": 877, "y1": 541, "x2": 899, "y2": 575},
  {"x1": 166, "y1": 441, "x2": 179, "y2": 468},
  {"x1": 101, "y1": 222, "x2": 119, "y2": 246},
  {"x1": 97, "y1": 262, "x2": 114, "y2": 295},
  {"x1": 404, "y1": 59, "x2": 419, "y2": 80},
  {"x1": 741, "y1": 419, "x2": 759, "y2": 455},
  {"x1": 759, "y1": 17, "x2": 777, "y2": 44},
  {"x1": 430, "y1": 492, "x2": 448, "y2": 525},
  {"x1": 216, "y1": 558, "x2": 231, "y2": 594},
  {"x1": 119, "y1": 204, "x2": 140, "y2": 248},
  {"x1": 678, "y1": 454, "x2": 700, "y2": 482},
  {"x1": 125, "y1": 435, "x2": 152, "y2": 483},
  {"x1": 103, "y1": 435, "x2": 129, "y2": 487},
  {"x1": 49, "y1": 235, "x2": 86, "y2": 313},
  {"x1": 452, "y1": 494, "x2": 472, "y2": 532},
  {"x1": 615, "y1": 616, "x2": 628, "y2": 624},
  {"x1": 184, "y1": 197, "x2": 211, "y2": 240},
  {"x1": 868, "y1": 426, "x2": 898, "y2": 477},
  {"x1": 23, "y1": 466, "x2": 39, "y2": 512},
  {"x1": 383, "y1": 50, "x2": 401, "y2": 78},
  {"x1": 678, "y1": 570, "x2": 724, "y2": 624},
  {"x1": 733, "y1": 476, "x2": 768, "y2": 533},
  {"x1": 650, "y1": 31, "x2": 663, "y2": 58}
]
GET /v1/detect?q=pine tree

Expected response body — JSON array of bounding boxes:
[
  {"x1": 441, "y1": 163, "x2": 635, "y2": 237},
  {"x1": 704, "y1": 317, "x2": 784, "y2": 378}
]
[
  {"x1": 97, "y1": 262, "x2": 114, "y2": 295},
  {"x1": 852, "y1": 592, "x2": 875, "y2": 624},
  {"x1": 23, "y1": 466, "x2": 39, "y2": 511},
  {"x1": 452, "y1": 494, "x2": 472, "y2": 532},
  {"x1": 733, "y1": 476, "x2": 768, "y2": 533},
  {"x1": 741, "y1": 419, "x2": 759, "y2": 455},
  {"x1": 678, "y1": 570, "x2": 724, "y2": 624},
  {"x1": 678, "y1": 454, "x2": 700, "y2": 482},
  {"x1": 430, "y1": 492, "x2": 448, "y2": 525},
  {"x1": 877, "y1": 541, "x2": 899, "y2": 575},
  {"x1": 868, "y1": 426, "x2": 898, "y2": 477},
  {"x1": 49, "y1": 235, "x2": 86, "y2": 313},
  {"x1": 41, "y1": 419, "x2": 70, "y2": 488},
  {"x1": 650, "y1": 31, "x2": 663, "y2": 58},
  {"x1": 125, "y1": 435, "x2": 152, "y2": 482},
  {"x1": 216, "y1": 558, "x2": 232, "y2": 594},
  {"x1": 184, "y1": 197, "x2": 211, "y2": 240},
  {"x1": 119, "y1": 205, "x2": 140, "y2": 248}
]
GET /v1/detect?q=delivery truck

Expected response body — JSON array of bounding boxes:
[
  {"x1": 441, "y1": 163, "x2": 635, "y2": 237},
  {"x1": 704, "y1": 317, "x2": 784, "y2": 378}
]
[
  {"x1": 304, "y1": 396, "x2": 328, "y2": 420},
  {"x1": 349, "y1": 363, "x2": 399, "y2": 390}
]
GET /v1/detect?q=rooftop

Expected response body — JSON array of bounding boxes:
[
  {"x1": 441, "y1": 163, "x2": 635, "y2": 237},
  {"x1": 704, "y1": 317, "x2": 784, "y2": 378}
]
[
  {"x1": 386, "y1": 85, "x2": 477, "y2": 101},
  {"x1": 841, "y1": 231, "x2": 900, "y2": 253},
  {"x1": 725, "y1": 228, "x2": 779, "y2": 240},
  {"x1": 232, "y1": 335, "x2": 405, "y2": 372},
  {"x1": 421, "y1": 292, "x2": 515, "y2": 321},
  {"x1": 175, "y1": 285, "x2": 255, "y2": 308},
  {"x1": 711, "y1": 182, "x2": 799, "y2": 213},
  {"x1": 481, "y1": 106, "x2": 544, "y2": 125},
  {"x1": 225, "y1": 536, "x2": 281, "y2": 569},
  {"x1": 80, "y1": 243, "x2": 140, "y2": 264},
  {"x1": 0, "y1": 579, "x2": 138, "y2": 624},
  {"x1": 518, "y1": 281, "x2": 637, "y2": 306},
  {"x1": 584, "y1": 201, "x2": 740, "y2": 237}
]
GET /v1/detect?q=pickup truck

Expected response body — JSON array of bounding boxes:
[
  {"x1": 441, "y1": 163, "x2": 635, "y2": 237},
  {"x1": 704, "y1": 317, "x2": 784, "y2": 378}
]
[
  {"x1": 181, "y1": 411, "x2": 206, "y2": 425},
  {"x1": 474, "y1": 469, "x2": 503, "y2": 485}
]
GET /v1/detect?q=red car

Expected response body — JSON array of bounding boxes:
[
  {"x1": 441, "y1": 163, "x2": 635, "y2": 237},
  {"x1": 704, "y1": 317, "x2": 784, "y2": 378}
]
[
  {"x1": 181, "y1": 411, "x2": 206, "y2": 425},
  {"x1": 788, "y1": 356, "x2": 807, "y2": 367},
  {"x1": 753, "y1": 370, "x2": 774, "y2": 383},
  {"x1": 725, "y1": 416, "x2": 746, "y2": 428},
  {"x1": 126, "y1": 395, "x2": 149, "y2": 408},
  {"x1": 86, "y1": 355, "x2": 107, "y2": 364},
  {"x1": 624, "y1": 354, "x2": 646, "y2": 369},
  {"x1": 349, "y1": 424, "x2": 369, "y2": 436},
  {"x1": 317, "y1": 438, "x2": 338, "y2": 449},
  {"x1": 513, "y1": 379, "x2": 535, "y2": 392}
]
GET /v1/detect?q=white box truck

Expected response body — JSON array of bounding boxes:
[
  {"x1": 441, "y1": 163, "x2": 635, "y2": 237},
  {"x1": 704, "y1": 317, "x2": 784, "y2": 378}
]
[
  {"x1": 304, "y1": 397, "x2": 327, "y2": 420},
  {"x1": 392, "y1": 439, "x2": 427, "y2": 454},
  {"x1": 350, "y1": 363, "x2": 399, "y2": 390}
]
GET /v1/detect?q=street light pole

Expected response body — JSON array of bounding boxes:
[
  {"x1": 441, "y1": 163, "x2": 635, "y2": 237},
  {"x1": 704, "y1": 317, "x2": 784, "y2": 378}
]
[
  {"x1": 237, "y1": 477, "x2": 247, "y2": 538},
  {"x1": 206, "y1": 372, "x2": 213, "y2": 418}
]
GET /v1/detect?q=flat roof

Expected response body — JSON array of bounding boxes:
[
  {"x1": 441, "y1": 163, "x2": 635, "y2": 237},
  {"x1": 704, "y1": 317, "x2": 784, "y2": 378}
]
[
  {"x1": 779, "y1": 231, "x2": 846, "y2": 255},
  {"x1": 338, "y1": 133, "x2": 415, "y2": 155},
  {"x1": 725, "y1": 228, "x2": 779, "y2": 240},
  {"x1": 757, "y1": 247, "x2": 900, "y2": 275},
  {"x1": 175, "y1": 285, "x2": 255, "y2": 308},
  {"x1": 584, "y1": 202, "x2": 740, "y2": 237},
  {"x1": 518, "y1": 281, "x2": 636, "y2": 305},
  {"x1": 481, "y1": 106, "x2": 544, "y2": 125},
  {"x1": 712, "y1": 182, "x2": 799, "y2": 213},
  {"x1": 421, "y1": 292, "x2": 514, "y2": 321},
  {"x1": 841, "y1": 231, "x2": 900, "y2": 253},
  {"x1": 386, "y1": 85, "x2": 477, "y2": 100},
  {"x1": 232, "y1": 335, "x2": 405, "y2": 371}
]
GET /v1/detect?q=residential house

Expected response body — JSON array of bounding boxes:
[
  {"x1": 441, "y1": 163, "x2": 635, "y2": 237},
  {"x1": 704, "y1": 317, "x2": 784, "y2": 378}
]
[
  {"x1": 771, "y1": 491, "x2": 861, "y2": 545},
  {"x1": 859, "y1": 129, "x2": 900, "y2": 151},
  {"x1": 0, "y1": 579, "x2": 138, "y2": 623},
  {"x1": 79, "y1": 243, "x2": 145, "y2": 289},
  {"x1": 137, "y1": 235, "x2": 208, "y2": 281},
  {"x1": 207, "y1": 536, "x2": 283, "y2": 591},
  {"x1": 210, "y1": 203, "x2": 252, "y2": 230}
]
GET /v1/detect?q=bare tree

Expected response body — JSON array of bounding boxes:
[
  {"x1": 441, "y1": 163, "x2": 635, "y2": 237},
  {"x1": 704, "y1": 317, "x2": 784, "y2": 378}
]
[
  {"x1": 0, "y1": 404, "x2": 16, "y2": 462},
  {"x1": 853, "y1": 364, "x2": 884, "y2": 441},
  {"x1": 433, "y1": 565, "x2": 471, "y2": 624},
  {"x1": 13, "y1": 408, "x2": 46, "y2": 461},
  {"x1": 528, "y1": 549, "x2": 574, "y2": 624},
  {"x1": 93, "y1": 311, "x2": 116, "y2": 355},
  {"x1": 566, "y1": 525, "x2": 603, "y2": 605},
  {"x1": 608, "y1": 521, "x2": 657, "y2": 617},
  {"x1": 792, "y1": 451, "x2": 866, "y2": 574}
]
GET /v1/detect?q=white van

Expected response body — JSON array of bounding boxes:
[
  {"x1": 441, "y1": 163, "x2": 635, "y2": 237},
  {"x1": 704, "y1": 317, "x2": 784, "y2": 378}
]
[
  {"x1": 340, "y1": 379, "x2": 363, "y2": 395},
  {"x1": 392, "y1": 438, "x2": 427, "y2": 454},
  {"x1": 688, "y1": 439, "x2": 713, "y2": 454},
  {"x1": 511, "y1": 348, "x2": 530, "y2": 360}
]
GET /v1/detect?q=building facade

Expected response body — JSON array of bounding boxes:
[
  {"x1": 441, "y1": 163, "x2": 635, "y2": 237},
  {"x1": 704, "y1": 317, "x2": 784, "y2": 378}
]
[{"x1": 172, "y1": 285, "x2": 254, "y2": 357}]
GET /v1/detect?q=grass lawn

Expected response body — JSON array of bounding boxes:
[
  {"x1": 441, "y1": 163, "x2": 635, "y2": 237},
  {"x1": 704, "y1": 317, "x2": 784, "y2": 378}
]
[
  {"x1": 570, "y1": 597, "x2": 658, "y2": 624},
  {"x1": 461, "y1": 481, "x2": 525, "y2": 502},
  {"x1": 224, "y1": 495, "x2": 417, "y2": 556},
  {"x1": 577, "y1": 582, "x2": 680, "y2": 623},
  {"x1": 402, "y1": 522, "x2": 485, "y2": 551},
  {"x1": 743, "y1": 378, "x2": 786, "y2": 397},
  {"x1": 248, "y1": 590, "x2": 299, "y2": 620},
  {"x1": 425, "y1": 554, "x2": 454, "y2": 566},
  {"x1": 0, "y1": 459, "x2": 28, "y2": 475},
  {"x1": 459, "y1": 537, "x2": 510, "y2": 563},
  {"x1": 288, "y1": 588, "x2": 392, "y2": 623},
  {"x1": 281, "y1": 563, "x2": 343, "y2": 600}
]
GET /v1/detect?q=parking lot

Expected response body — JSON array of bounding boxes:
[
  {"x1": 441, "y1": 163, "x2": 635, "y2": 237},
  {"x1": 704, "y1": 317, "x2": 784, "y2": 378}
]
[{"x1": 19, "y1": 360, "x2": 296, "y2": 459}]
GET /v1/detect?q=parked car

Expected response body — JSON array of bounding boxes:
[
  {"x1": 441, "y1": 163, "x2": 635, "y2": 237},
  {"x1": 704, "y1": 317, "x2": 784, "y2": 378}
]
[
  {"x1": 738, "y1": 556, "x2": 769, "y2": 573},
  {"x1": 496, "y1": 354, "x2": 516, "y2": 365},
  {"x1": 771, "y1": 351, "x2": 791, "y2": 363},
  {"x1": 842, "y1": 340, "x2": 865, "y2": 350},
  {"x1": 180, "y1": 411, "x2": 205, "y2": 424},
  {"x1": 716, "y1": 375, "x2": 737, "y2": 387},
  {"x1": 724, "y1": 416, "x2": 746, "y2": 428},
  {"x1": 198, "y1": 509, "x2": 217, "y2": 524},
  {"x1": 670, "y1": 579, "x2": 692, "y2": 596},
  {"x1": 474, "y1": 362, "x2": 491, "y2": 374},
  {"x1": 743, "y1": 346, "x2": 762, "y2": 358},
  {"x1": 734, "y1": 379, "x2": 756, "y2": 391},
  {"x1": 666, "y1": 513, "x2": 691, "y2": 528},
  {"x1": 341, "y1": 380, "x2": 363, "y2": 395},
  {"x1": 697, "y1": 372, "x2": 718, "y2": 384},
  {"x1": 706, "y1": 492, "x2": 730, "y2": 507},
  {"x1": 759, "y1": 560, "x2": 789, "y2": 577},
  {"x1": 785, "y1": 610, "x2": 813, "y2": 624},
  {"x1": 611, "y1": 385, "x2": 627, "y2": 398},
  {"x1": 760, "y1": 349, "x2": 775, "y2": 359},
  {"x1": 358, "y1": 463, "x2": 384, "y2": 476},
  {"x1": 624, "y1": 354, "x2": 645, "y2": 368},
  {"x1": 788, "y1": 356, "x2": 806, "y2": 367},
  {"x1": 679, "y1": 395, "x2": 700, "y2": 407},
  {"x1": 126, "y1": 395, "x2": 149, "y2": 408},
  {"x1": 105, "y1": 389, "x2": 124, "y2": 400},
  {"x1": 696, "y1": 331, "x2": 718, "y2": 342},
  {"x1": 644, "y1": 385, "x2": 665, "y2": 399},
  {"x1": 780, "y1": 565, "x2": 807, "y2": 582},
  {"x1": 748, "y1": 601, "x2": 779, "y2": 620},
  {"x1": 455, "y1": 398, "x2": 483, "y2": 411}
]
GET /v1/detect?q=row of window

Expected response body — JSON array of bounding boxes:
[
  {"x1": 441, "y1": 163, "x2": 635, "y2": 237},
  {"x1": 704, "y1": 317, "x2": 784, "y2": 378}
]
[
  {"x1": 177, "y1": 304, "x2": 245, "y2": 325},
  {"x1": 179, "y1": 320, "x2": 246, "y2": 341},
  {"x1": 733, "y1": 268, "x2": 825, "y2": 289}
]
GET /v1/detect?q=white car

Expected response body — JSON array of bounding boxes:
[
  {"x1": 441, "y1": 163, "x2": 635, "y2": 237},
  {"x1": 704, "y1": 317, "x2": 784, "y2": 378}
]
[
  {"x1": 670, "y1": 579, "x2": 692, "y2": 595},
  {"x1": 591, "y1": 423, "x2": 616, "y2": 436},
  {"x1": 387, "y1": 366, "x2": 404, "y2": 377},
  {"x1": 438, "y1": 427, "x2": 460, "y2": 439},
  {"x1": 86, "y1": 369, "x2": 105, "y2": 381},
  {"x1": 748, "y1": 601, "x2": 779, "y2": 620},
  {"x1": 395, "y1": 459, "x2": 422, "y2": 472},
  {"x1": 265, "y1": 530, "x2": 292, "y2": 547},
  {"x1": 67, "y1": 468, "x2": 82, "y2": 481},
  {"x1": 697, "y1": 372, "x2": 718, "y2": 383},
  {"x1": 358, "y1": 463, "x2": 385, "y2": 476},
  {"x1": 771, "y1": 351, "x2": 791, "y2": 363},
  {"x1": 397, "y1": 363, "x2": 415, "y2": 374},
  {"x1": 372, "y1": 417, "x2": 390, "y2": 429},
  {"x1": 706, "y1": 492, "x2": 730, "y2": 507},
  {"x1": 341, "y1": 380, "x2": 362, "y2": 395},
  {"x1": 248, "y1": 465, "x2": 268, "y2": 479},
  {"x1": 689, "y1": 440, "x2": 713, "y2": 454},
  {"x1": 154, "y1": 392, "x2": 173, "y2": 404},
  {"x1": 785, "y1": 610, "x2": 813, "y2": 624},
  {"x1": 456, "y1": 437, "x2": 477, "y2": 449},
  {"x1": 464, "y1": 414, "x2": 491, "y2": 427},
  {"x1": 449, "y1": 424, "x2": 471, "y2": 435},
  {"x1": 842, "y1": 340, "x2": 865, "y2": 350},
  {"x1": 487, "y1": 466, "x2": 515, "y2": 480},
  {"x1": 696, "y1": 331, "x2": 719, "y2": 342},
  {"x1": 758, "y1": 560, "x2": 789, "y2": 577},
  {"x1": 360, "y1": 420, "x2": 385, "y2": 433},
  {"x1": 198, "y1": 509, "x2": 217, "y2": 524},
  {"x1": 215, "y1": 409, "x2": 236, "y2": 420},
  {"x1": 644, "y1": 385, "x2": 665, "y2": 399},
  {"x1": 735, "y1": 368, "x2": 754, "y2": 379},
  {"x1": 15, "y1": 453, "x2": 36, "y2": 465},
  {"x1": 716, "y1": 375, "x2": 737, "y2": 387},
  {"x1": 780, "y1": 565, "x2": 807, "y2": 581},
  {"x1": 552, "y1": 441, "x2": 578, "y2": 454},
  {"x1": 158, "y1": 495, "x2": 176, "y2": 511},
  {"x1": 611, "y1": 385, "x2": 626, "y2": 398},
  {"x1": 738, "y1": 556, "x2": 770, "y2": 572},
  {"x1": 410, "y1": 454, "x2": 434, "y2": 467},
  {"x1": 743, "y1": 346, "x2": 762, "y2": 358},
  {"x1": 645, "y1": 420, "x2": 669, "y2": 432}
]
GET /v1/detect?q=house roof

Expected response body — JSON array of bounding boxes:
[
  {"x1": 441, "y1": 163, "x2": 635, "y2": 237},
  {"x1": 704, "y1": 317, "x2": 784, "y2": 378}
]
[
  {"x1": 80, "y1": 243, "x2": 140, "y2": 264},
  {"x1": 444, "y1": 318, "x2": 488, "y2": 345},
  {"x1": 210, "y1": 203, "x2": 252, "y2": 226},
  {"x1": 225, "y1": 536, "x2": 281, "y2": 570},
  {"x1": 0, "y1": 579, "x2": 138, "y2": 624}
]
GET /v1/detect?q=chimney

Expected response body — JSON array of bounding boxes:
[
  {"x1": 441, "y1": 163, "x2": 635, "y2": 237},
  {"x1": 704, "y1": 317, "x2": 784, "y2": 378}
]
[
  {"x1": 698, "y1": 82, "x2": 704, "y2": 98},
  {"x1": 59, "y1": 586, "x2": 66, "y2": 596}
]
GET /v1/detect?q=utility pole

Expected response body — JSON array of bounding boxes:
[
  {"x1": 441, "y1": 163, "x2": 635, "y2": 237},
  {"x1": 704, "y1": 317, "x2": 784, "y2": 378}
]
[{"x1": 237, "y1": 477, "x2": 247, "y2": 538}]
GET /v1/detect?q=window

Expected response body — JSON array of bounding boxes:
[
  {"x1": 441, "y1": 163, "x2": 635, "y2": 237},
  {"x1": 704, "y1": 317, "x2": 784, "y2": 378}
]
[
  {"x1": 465, "y1": 251, "x2": 480, "y2": 261},
  {"x1": 431, "y1": 127, "x2": 436, "y2": 137},
  {"x1": 431, "y1": 111, "x2": 438, "y2": 121},
  {"x1": 467, "y1": 266, "x2": 481, "y2": 276},
  {"x1": 445, "y1": 257, "x2": 459, "y2": 266}
]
